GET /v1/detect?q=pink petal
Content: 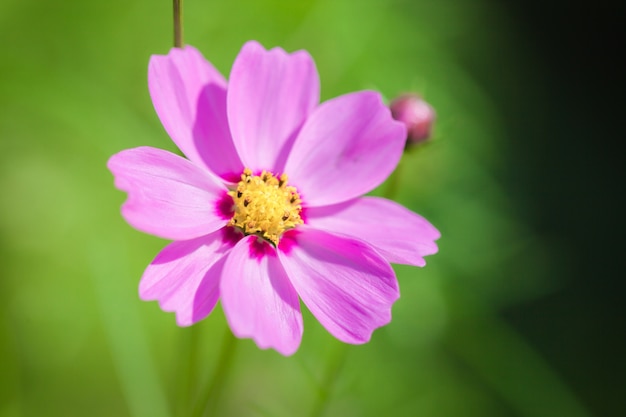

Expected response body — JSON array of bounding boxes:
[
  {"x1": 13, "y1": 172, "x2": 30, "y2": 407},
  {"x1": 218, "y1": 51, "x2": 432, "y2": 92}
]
[
  {"x1": 140, "y1": 228, "x2": 237, "y2": 326},
  {"x1": 149, "y1": 46, "x2": 243, "y2": 180},
  {"x1": 220, "y1": 235, "x2": 303, "y2": 356},
  {"x1": 284, "y1": 91, "x2": 406, "y2": 206},
  {"x1": 107, "y1": 147, "x2": 229, "y2": 240},
  {"x1": 278, "y1": 227, "x2": 399, "y2": 344},
  {"x1": 227, "y1": 41, "x2": 319, "y2": 172},
  {"x1": 306, "y1": 197, "x2": 440, "y2": 267}
]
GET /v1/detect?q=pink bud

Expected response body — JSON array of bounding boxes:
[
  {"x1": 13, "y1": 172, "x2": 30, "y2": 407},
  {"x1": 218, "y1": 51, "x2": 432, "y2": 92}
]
[{"x1": 390, "y1": 94, "x2": 435, "y2": 146}]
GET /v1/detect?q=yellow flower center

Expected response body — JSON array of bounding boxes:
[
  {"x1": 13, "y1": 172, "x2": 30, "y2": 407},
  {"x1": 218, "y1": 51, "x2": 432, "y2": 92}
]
[{"x1": 227, "y1": 168, "x2": 303, "y2": 245}]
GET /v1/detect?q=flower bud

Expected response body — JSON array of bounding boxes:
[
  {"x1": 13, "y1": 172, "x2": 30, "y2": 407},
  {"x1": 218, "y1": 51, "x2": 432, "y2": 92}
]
[{"x1": 390, "y1": 93, "x2": 435, "y2": 146}]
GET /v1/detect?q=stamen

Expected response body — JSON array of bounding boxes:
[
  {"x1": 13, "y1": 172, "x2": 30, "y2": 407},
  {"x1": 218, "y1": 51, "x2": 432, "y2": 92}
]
[{"x1": 227, "y1": 168, "x2": 303, "y2": 245}]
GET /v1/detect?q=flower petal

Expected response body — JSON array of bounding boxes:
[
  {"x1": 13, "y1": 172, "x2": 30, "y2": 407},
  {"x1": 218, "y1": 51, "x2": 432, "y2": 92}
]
[
  {"x1": 107, "y1": 147, "x2": 229, "y2": 240},
  {"x1": 227, "y1": 40, "x2": 319, "y2": 172},
  {"x1": 284, "y1": 91, "x2": 406, "y2": 206},
  {"x1": 306, "y1": 197, "x2": 440, "y2": 266},
  {"x1": 220, "y1": 235, "x2": 303, "y2": 355},
  {"x1": 278, "y1": 227, "x2": 399, "y2": 344},
  {"x1": 149, "y1": 46, "x2": 243, "y2": 180},
  {"x1": 139, "y1": 229, "x2": 237, "y2": 326}
]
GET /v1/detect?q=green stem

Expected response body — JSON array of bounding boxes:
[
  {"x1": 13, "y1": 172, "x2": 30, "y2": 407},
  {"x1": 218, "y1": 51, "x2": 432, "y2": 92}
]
[
  {"x1": 176, "y1": 325, "x2": 201, "y2": 417},
  {"x1": 308, "y1": 343, "x2": 349, "y2": 417},
  {"x1": 307, "y1": 148, "x2": 404, "y2": 417},
  {"x1": 173, "y1": 0, "x2": 183, "y2": 48},
  {"x1": 384, "y1": 158, "x2": 402, "y2": 199},
  {"x1": 191, "y1": 327, "x2": 238, "y2": 417}
]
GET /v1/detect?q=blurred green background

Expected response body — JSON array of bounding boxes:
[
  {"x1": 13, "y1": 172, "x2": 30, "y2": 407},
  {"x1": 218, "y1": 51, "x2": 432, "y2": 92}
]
[{"x1": 1, "y1": 1, "x2": 622, "y2": 416}]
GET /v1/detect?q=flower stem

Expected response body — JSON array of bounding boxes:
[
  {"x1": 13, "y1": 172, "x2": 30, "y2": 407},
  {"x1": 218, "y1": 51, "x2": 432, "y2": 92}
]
[
  {"x1": 191, "y1": 327, "x2": 238, "y2": 417},
  {"x1": 307, "y1": 157, "x2": 404, "y2": 417},
  {"x1": 308, "y1": 343, "x2": 349, "y2": 417},
  {"x1": 176, "y1": 326, "x2": 201, "y2": 417},
  {"x1": 173, "y1": 0, "x2": 183, "y2": 48},
  {"x1": 384, "y1": 158, "x2": 403, "y2": 200}
]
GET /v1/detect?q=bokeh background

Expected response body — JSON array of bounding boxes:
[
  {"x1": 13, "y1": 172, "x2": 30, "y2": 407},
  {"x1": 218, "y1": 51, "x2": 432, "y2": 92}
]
[{"x1": 1, "y1": 1, "x2": 622, "y2": 416}]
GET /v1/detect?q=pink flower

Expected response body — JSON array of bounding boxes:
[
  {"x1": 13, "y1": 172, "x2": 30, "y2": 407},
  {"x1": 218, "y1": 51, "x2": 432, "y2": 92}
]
[{"x1": 107, "y1": 41, "x2": 440, "y2": 355}]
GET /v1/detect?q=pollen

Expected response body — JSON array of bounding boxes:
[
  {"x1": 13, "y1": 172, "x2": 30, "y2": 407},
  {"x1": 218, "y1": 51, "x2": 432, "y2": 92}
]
[{"x1": 227, "y1": 168, "x2": 303, "y2": 245}]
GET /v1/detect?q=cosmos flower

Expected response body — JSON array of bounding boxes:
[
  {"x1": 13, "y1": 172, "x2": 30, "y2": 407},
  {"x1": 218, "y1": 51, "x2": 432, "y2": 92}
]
[{"x1": 107, "y1": 41, "x2": 440, "y2": 355}]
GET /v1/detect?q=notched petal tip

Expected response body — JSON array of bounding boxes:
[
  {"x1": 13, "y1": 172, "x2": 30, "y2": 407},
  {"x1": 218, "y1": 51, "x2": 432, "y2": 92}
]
[
  {"x1": 305, "y1": 197, "x2": 440, "y2": 267},
  {"x1": 107, "y1": 147, "x2": 228, "y2": 241},
  {"x1": 228, "y1": 39, "x2": 320, "y2": 171},
  {"x1": 240, "y1": 39, "x2": 264, "y2": 53},
  {"x1": 221, "y1": 236, "x2": 303, "y2": 356},
  {"x1": 284, "y1": 91, "x2": 407, "y2": 206},
  {"x1": 138, "y1": 232, "x2": 229, "y2": 327},
  {"x1": 278, "y1": 228, "x2": 399, "y2": 345},
  {"x1": 148, "y1": 45, "x2": 243, "y2": 180}
]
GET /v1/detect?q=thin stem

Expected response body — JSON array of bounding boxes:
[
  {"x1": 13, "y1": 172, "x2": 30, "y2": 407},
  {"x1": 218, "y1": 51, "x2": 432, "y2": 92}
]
[
  {"x1": 173, "y1": 0, "x2": 183, "y2": 48},
  {"x1": 176, "y1": 326, "x2": 201, "y2": 417},
  {"x1": 384, "y1": 158, "x2": 403, "y2": 199},
  {"x1": 191, "y1": 327, "x2": 238, "y2": 417},
  {"x1": 308, "y1": 343, "x2": 349, "y2": 417},
  {"x1": 307, "y1": 150, "x2": 403, "y2": 417}
]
